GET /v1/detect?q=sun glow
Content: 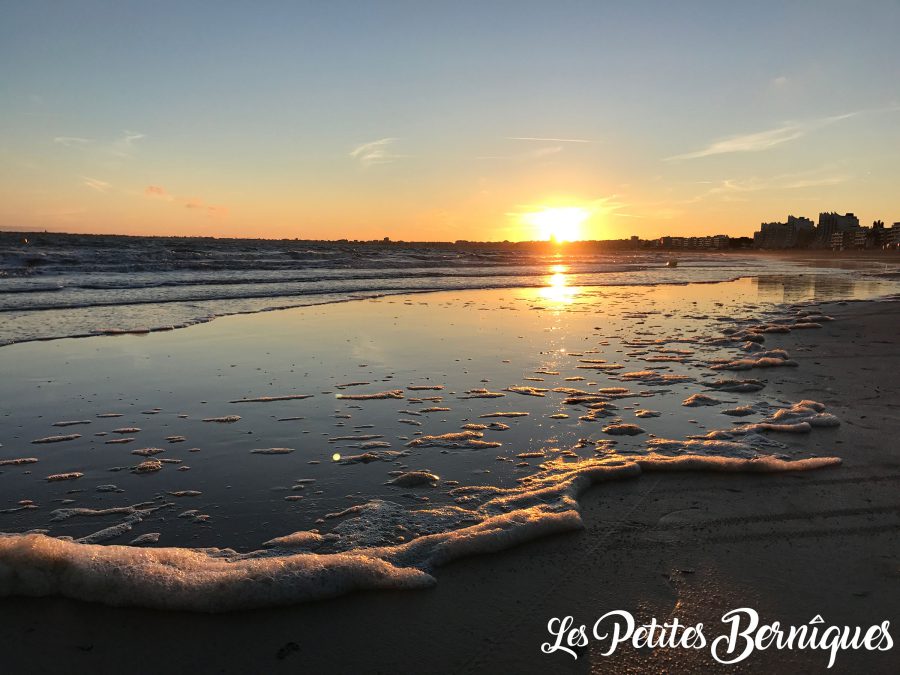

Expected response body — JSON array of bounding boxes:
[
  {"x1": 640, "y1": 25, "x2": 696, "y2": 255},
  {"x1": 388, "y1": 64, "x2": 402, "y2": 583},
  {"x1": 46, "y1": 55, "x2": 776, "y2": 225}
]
[{"x1": 523, "y1": 207, "x2": 590, "y2": 242}]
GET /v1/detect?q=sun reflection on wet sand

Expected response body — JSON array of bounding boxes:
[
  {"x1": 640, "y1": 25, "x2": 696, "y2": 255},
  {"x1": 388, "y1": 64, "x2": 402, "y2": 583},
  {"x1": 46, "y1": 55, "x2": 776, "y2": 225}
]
[{"x1": 540, "y1": 264, "x2": 579, "y2": 303}]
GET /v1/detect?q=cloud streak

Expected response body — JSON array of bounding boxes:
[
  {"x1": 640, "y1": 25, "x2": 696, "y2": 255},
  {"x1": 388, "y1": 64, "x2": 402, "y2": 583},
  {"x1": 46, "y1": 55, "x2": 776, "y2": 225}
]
[
  {"x1": 144, "y1": 185, "x2": 173, "y2": 200},
  {"x1": 82, "y1": 177, "x2": 110, "y2": 192},
  {"x1": 665, "y1": 112, "x2": 860, "y2": 161},
  {"x1": 53, "y1": 130, "x2": 146, "y2": 157},
  {"x1": 145, "y1": 185, "x2": 226, "y2": 216},
  {"x1": 680, "y1": 165, "x2": 852, "y2": 204},
  {"x1": 184, "y1": 198, "x2": 227, "y2": 217},
  {"x1": 350, "y1": 137, "x2": 405, "y2": 166},
  {"x1": 506, "y1": 136, "x2": 591, "y2": 143},
  {"x1": 478, "y1": 146, "x2": 563, "y2": 160},
  {"x1": 111, "y1": 130, "x2": 145, "y2": 157},
  {"x1": 54, "y1": 136, "x2": 93, "y2": 147}
]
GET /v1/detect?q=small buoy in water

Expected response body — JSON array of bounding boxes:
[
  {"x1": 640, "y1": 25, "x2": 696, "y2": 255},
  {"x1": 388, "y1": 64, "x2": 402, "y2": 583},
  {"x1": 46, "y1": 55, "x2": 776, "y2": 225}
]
[
  {"x1": 21, "y1": 237, "x2": 29, "y2": 245},
  {"x1": 666, "y1": 259, "x2": 678, "y2": 268}
]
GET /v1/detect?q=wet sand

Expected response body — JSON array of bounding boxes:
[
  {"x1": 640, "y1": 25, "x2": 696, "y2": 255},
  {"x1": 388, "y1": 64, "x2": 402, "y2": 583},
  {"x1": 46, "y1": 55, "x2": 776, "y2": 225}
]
[{"x1": 0, "y1": 297, "x2": 897, "y2": 673}]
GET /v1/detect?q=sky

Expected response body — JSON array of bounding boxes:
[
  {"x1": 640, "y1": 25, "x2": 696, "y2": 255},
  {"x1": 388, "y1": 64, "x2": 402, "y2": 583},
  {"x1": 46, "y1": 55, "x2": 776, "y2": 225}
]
[{"x1": 1, "y1": 0, "x2": 898, "y2": 241}]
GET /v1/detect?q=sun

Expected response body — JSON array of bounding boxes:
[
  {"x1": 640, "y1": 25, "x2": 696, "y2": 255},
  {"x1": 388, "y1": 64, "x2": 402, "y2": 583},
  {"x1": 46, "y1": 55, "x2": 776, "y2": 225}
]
[{"x1": 523, "y1": 207, "x2": 590, "y2": 242}]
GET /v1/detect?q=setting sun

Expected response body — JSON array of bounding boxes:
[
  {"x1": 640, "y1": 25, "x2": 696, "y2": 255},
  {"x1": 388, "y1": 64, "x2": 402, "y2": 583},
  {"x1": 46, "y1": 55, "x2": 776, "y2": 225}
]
[{"x1": 523, "y1": 207, "x2": 591, "y2": 242}]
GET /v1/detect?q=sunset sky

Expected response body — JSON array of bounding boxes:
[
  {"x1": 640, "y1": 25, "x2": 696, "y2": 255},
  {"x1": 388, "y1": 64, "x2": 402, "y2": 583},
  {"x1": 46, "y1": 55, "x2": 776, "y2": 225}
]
[{"x1": 1, "y1": 1, "x2": 898, "y2": 241}]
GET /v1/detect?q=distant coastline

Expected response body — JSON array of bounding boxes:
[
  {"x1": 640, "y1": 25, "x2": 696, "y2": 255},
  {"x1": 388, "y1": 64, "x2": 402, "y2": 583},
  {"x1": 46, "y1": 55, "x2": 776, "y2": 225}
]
[{"x1": 3, "y1": 229, "x2": 900, "y2": 257}]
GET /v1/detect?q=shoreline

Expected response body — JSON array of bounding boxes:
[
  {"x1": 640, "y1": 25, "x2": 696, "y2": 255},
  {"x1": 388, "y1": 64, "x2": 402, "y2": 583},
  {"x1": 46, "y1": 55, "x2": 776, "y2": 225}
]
[{"x1": 0, "y1": 294, "x2": 897, "y2": 672}]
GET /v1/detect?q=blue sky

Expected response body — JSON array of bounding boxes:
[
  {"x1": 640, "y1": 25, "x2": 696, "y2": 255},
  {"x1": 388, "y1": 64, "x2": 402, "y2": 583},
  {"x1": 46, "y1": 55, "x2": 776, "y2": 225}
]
[{"x1": 1, "y1": 1, "x2": 898, "y2": 239}]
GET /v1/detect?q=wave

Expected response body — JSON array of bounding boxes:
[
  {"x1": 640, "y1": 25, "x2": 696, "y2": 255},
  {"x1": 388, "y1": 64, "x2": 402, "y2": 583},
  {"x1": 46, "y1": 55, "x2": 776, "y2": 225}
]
[{"x1": 0, "y1": 244, "x2": 767, "y2": 345}]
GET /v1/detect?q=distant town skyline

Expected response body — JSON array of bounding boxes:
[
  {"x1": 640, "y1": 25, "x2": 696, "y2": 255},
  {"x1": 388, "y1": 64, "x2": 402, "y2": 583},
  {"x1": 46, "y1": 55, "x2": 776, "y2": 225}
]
[{"x1": 2, "y1": 1, "x2": 899, "y2": 241}]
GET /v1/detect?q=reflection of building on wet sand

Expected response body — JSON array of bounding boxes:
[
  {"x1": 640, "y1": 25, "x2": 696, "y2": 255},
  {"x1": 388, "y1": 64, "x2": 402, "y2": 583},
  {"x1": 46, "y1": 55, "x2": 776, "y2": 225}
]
[{"x1": 752, "y1": 274, "x2": 881, "y2": 303}]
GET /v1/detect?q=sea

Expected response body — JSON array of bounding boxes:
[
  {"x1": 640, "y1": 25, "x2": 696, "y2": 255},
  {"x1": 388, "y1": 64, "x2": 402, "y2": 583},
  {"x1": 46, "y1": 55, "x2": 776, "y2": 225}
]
[{"x1": 2, "y1": 231, "x2": 897, "y2": 346}]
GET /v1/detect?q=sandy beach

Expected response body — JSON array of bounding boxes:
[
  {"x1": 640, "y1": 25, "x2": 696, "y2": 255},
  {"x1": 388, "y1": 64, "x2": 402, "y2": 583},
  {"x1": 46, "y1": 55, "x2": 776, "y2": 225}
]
[{"x1": 1, "y1": 277, "x2": 898, "y2": 673}]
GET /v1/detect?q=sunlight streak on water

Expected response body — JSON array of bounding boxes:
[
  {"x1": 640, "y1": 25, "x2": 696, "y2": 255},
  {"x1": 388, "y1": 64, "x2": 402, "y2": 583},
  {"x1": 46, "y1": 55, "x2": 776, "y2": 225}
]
[{"x1": 540, "y1": 264, "x2": 579, "y2": 303}]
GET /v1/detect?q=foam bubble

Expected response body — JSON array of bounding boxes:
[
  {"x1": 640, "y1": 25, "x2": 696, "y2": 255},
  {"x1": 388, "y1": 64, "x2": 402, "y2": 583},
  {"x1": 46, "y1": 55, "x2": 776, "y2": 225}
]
[
  {"x1": 329, "y1": 434, "x2": 383, "y2": 442},
  {"x1": 602, "y1": 423, "x2": 645, "y2": 436},
  {"x1": 131, "y1": 447, "x2": 164, "y2": 457},
  {"x1": 620, "y1": 371, "x2": 694, "y2": 384},
  {"x1": 406, "y1": 431, "x2": 501, "y2": 449},
  {"x1": 505, "y1": 386, "x2": 548, "y2": 397},
  {"x1": 710, "y1": 350, "x2": 798, "y2": 371},
  {"x1": 32, "y1": 434, "x2": 81, "y2": 444},
  {"x1": 338, "y1": 450, "x2": 407, "y2": 464},
  {"x1": 387, "y1": 471, "x2": 440, "y2": 487},
  {"x1": 46, "y1": 472, "x2": 83, "y2": 482},
  {"x1": 335, "y1": 390, "x2": 404, "y2": 400},
  {"x1": 683, "y1": 393, "x2": 722, "y2": 407},
  {"x1": 706, "y1": 379, "x2": 765, "y2": 393},
  {"x1": 721, "y1": 406, "x2": 756, "y2": 417},
  {"x1": 0, "y1": 458, "x2": 38, "y2": 467},
  {"x1": 229, "y1": 394, "x2": 313, "y2": 403},
  {"x1": 458, "y1": 389, "x2": 506, "y2": 399},
  {"x1": 262, "y1": 531, "x2": 325, "y2": 550},
  {"x1": 129, "y1": 533, "x2": 161, "y2": 546}
]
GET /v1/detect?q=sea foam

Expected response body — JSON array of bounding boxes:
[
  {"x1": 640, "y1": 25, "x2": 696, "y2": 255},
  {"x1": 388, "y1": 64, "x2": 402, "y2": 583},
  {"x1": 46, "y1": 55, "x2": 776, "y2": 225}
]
[{"x1": 0, "y1": 452, "x2": 839, "y2": 612}]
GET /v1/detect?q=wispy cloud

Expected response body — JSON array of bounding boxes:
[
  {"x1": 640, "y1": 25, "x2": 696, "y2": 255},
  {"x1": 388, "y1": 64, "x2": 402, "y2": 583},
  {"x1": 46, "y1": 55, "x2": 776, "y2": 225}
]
[
  {"x1": 184, "y1": 198, "x2": 227, "y2": 217},
  {"x1": 82, "y1": 177, "x2": 111, "y2": 192},
  {"x1": 665, "y1": 112, "x2": 860, "y2": 161},
  {"x1": 111, "y1": 130, "x2": 145, "y2": 157},
  {"x1": 478, "y1": 146, "x2": 563, "y2": 160},
  {"x1": 350, "y1": 137, "x2": 406, "y2": 166},
  {"x1": 506, "y1": 136, "x2": 592, "y2": 143},
  {"x1": 53, "y1": 130, "x2": 145, "y2": 157},
  {"x1": 144, "y1": 185, "x2": 173, "y2": 201},
  {"x1": 144, "y1": 184, "x2": 225, "y2": 216},
  {"x1": 54, "y1": 136, "x2": 93, "y2": 147},
  {"x1": 682, "y1": 165, "x2": 852, "y2": 204}
]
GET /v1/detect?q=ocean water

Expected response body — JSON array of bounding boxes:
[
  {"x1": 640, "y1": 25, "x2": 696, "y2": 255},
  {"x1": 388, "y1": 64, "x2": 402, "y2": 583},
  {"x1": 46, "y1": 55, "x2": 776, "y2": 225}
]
[
  {"x1": 1, "y1": 235, "x2": 899, "y2": 611},
  {"x1": 4, "y1": 232, "x2": 893, "y2": 345}
]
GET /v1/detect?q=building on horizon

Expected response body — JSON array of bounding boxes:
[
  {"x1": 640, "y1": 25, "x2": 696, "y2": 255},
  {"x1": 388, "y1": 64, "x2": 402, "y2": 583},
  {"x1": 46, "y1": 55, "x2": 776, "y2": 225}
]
[
  {"x1": 657, "y1": 234, "x2": 730, "y2": 250},
  {"x1": 829, "y1": 220, "x2": 892, "y2": 251},
  {"x1": 886, "y1": 223, "x2": 900, "y2": 249},
  {"x1": 815, "y1": 212, "x2": 859, "y2": 247},
  {"x1": 752, "y1": 215, "x2": 815, "y2": 249}
]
